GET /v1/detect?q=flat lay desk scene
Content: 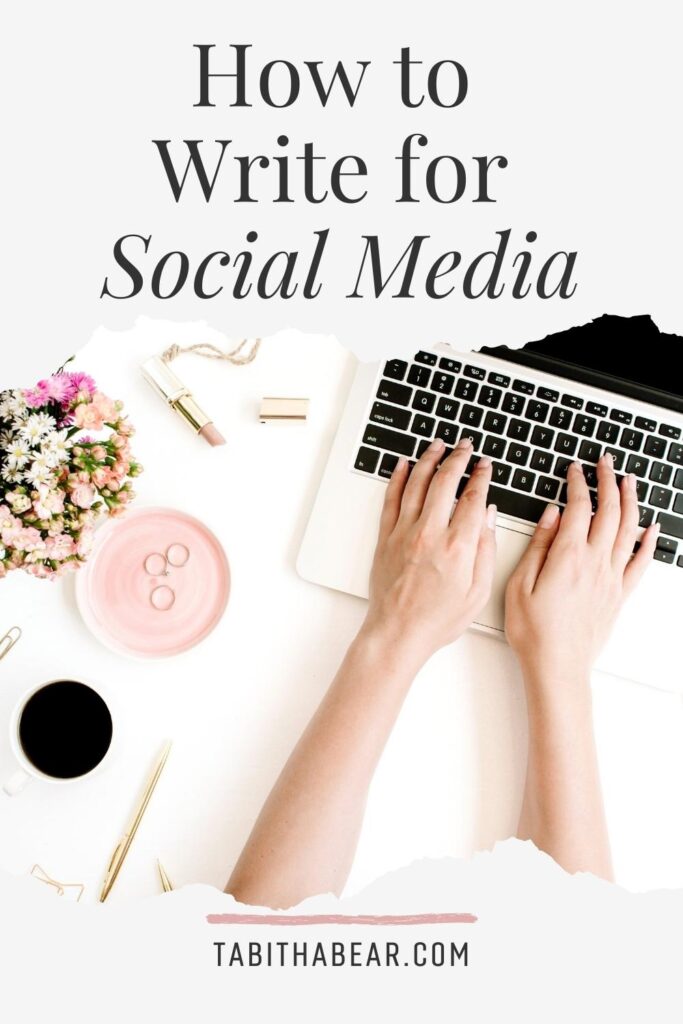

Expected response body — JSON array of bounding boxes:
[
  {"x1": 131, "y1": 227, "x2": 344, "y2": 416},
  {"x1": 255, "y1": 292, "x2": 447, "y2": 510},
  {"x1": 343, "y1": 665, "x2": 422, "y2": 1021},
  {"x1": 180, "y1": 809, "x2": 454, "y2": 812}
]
[{"x1": 1, "y1": 320, "x2": 683, "y2": 902}]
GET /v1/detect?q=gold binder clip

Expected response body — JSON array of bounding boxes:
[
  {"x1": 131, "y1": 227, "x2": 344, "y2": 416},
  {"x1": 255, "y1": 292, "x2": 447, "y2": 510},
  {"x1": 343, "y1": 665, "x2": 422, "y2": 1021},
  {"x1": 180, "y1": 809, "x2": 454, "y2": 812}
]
[{"x1": 0, "y1": 626, "x2": 21, "y2": 663}]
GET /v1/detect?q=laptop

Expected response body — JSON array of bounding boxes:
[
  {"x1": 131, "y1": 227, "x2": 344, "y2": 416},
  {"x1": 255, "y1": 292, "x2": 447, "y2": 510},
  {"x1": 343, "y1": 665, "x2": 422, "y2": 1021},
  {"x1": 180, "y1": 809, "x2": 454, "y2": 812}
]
[{"x1": 297, "y1": 318, "x2": 683, "y2": 692}]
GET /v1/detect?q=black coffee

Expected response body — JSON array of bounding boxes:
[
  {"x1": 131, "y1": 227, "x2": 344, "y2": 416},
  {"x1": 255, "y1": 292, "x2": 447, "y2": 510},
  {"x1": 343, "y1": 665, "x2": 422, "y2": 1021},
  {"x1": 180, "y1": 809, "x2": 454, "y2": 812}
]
[{"x1": 18, "y1": 680, "x2": 113, "y2": 779}]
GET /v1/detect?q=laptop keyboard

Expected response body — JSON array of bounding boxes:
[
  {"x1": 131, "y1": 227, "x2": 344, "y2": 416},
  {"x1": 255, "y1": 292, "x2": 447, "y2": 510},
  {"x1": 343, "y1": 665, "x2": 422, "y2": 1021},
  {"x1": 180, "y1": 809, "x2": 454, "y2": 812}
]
[{"x1": 353, "y1": 350, "x2": 683, "y2": 567}]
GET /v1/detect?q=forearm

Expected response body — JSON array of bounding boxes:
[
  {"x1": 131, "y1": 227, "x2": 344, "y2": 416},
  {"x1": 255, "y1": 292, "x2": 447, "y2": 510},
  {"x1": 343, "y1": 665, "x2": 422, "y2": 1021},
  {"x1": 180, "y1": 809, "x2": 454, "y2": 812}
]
[
  {"x1": 518, "y1": 673, "x2": 613, "y2": 881},
  {"x1": 226, "y1": 623, "x2": 423, "y2": 908}
]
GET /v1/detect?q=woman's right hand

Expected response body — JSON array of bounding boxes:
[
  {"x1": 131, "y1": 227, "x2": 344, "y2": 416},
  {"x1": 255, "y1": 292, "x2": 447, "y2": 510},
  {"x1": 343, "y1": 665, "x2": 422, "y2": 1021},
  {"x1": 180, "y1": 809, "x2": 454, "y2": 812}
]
[{"x1": 505, "y1": 454, "x2": 660, "y2": 692}]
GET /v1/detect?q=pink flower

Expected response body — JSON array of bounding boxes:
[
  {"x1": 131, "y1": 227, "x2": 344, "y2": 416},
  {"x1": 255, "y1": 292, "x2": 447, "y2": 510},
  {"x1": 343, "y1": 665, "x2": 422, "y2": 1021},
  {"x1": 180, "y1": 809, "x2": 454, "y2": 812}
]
[
  {"x1": 70, "y1": 482, "x2": 96, "y2": 509},
  {"x1": 92, "y1": 467, "x2": 108, "y2": 488},
  {"x1": 67, "y1": 372, "x2": 96, "y2": 398},
  {"x1": 91, "y1": 392, "x2": 118, "y2": 422},
  {"x1": 76, "y1": 527, "x2": 95, "y2": 557},
  {"x1": 23, "y1": 381, "x2": 51, "y2": 408},
  {"x1": 91, "y1": 445, "x2": 106, "y2": 461},
  {"x1": 73, "y1": 403, "x2": 105, "y2": 431},
  {"x1": 26, "y1": 562, "x2": 52, "y2": 579},
  {"x1": 46, "y1": 374, "x2": 76, "y2": 404},
  {"x1": 45, "y1": 533, "x2": 75, "y2": 560}
]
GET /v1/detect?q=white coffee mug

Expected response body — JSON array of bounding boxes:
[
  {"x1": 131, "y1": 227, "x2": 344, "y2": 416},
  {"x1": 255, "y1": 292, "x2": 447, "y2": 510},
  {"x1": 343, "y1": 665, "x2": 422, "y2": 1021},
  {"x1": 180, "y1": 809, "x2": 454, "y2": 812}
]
[{"x1": 3, "y1": 677, "x2": 115, "y2": 796}]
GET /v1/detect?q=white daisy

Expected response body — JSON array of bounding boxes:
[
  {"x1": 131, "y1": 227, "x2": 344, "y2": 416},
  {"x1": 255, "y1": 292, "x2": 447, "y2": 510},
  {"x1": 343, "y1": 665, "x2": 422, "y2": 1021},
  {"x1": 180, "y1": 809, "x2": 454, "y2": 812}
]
[
  {"x1": 43, "y1": 429, "x2": 70, "y2": 464},
  {"x1": 24, "y1": 461, "x2": 52, "y2": 486},
  {"x1": 5, "y1": 439, "x2": 30, "y2": 469},
  {"x1": 19, "y1": 412, "x2": 55, "y2": 443},
  {"x1": 2, "y1": 465, "x2": 24, "y2": 485}
]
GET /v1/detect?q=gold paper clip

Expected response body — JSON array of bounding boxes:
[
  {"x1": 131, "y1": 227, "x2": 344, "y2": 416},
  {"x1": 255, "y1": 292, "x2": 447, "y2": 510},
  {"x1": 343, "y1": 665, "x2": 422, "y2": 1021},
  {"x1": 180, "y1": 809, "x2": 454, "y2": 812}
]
[
  {"x1": 0, "y1": 626, "x2": 21, "y2": 663},
  {"x1": 30, "y1": 864, "x2": 85, "y2": 902}
]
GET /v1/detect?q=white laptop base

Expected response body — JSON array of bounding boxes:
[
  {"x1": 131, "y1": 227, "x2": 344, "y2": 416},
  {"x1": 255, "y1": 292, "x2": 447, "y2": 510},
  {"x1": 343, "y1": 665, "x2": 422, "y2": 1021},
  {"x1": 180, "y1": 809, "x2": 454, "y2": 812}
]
[{"x1": 297, "y1": 348, "x2": 682, "y2": 694}]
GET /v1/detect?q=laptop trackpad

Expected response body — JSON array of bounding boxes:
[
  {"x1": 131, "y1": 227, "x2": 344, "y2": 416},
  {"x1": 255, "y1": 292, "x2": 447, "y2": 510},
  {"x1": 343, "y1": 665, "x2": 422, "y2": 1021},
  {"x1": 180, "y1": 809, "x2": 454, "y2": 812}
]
[{"x1": 474, "y1": 523, "x2": 532, "y2": 635}]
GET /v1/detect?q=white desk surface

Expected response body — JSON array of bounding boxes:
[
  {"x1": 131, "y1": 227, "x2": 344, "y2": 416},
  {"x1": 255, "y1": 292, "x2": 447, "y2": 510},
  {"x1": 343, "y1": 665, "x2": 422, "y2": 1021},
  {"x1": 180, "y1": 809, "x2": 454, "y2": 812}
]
[{"x1": 1, "y1": 321, "x2": 682, "y2": 902}]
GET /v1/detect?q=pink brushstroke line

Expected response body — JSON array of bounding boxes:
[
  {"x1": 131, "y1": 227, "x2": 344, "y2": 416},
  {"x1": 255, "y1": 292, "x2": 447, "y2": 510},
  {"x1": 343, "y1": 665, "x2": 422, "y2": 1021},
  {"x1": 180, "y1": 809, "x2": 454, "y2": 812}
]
[{"x1": 207, "y1": 913, "x2": 477, "y2": 925}]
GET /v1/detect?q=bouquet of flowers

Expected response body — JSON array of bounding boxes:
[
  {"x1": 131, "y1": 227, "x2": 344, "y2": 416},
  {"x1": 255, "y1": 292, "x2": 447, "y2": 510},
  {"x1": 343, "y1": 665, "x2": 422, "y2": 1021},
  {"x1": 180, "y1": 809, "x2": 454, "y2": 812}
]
[{"x1": 0, "y1": 364, "x2": 141, "y2": 579}]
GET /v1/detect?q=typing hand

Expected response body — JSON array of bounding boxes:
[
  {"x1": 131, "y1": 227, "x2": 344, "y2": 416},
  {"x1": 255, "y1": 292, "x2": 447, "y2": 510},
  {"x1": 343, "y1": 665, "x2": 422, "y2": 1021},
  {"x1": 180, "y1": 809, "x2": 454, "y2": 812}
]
[
  {"x1": 505, "y1": 454, "x2": 660, "y2": 692},
  {"x1": 362, "y1": 436, "x2": 497, "y2": 668}
]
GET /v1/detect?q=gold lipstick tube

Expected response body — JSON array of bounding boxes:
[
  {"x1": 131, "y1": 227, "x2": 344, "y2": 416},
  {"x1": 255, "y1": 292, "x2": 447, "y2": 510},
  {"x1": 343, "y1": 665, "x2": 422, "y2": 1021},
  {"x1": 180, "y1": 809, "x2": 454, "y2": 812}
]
[{"x1": 141, "y1": 356, "x2": 225, "y2": 447}]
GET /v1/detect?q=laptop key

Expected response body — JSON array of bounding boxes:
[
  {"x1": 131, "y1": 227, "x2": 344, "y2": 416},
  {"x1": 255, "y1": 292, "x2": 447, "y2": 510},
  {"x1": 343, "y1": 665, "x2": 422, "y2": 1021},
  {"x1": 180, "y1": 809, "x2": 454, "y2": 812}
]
[
  {"x1": 603, "y1": 447, "x2": 624, "y2": 470},
  {"x1": 355, "y1": 447, "x2": 380, "y2": 473},
  {"x1": 550, "y1": 407, "x2": 573, "y2": 429},
  {"x1": 411, "y1": 414, "x2": 436, "y2": 438},
  {"x1": 579, "y1": 440, "x2": 601, "y2": 462},
  {"x1": 531, "y1": 450, "x2": 554, "y2": 472},
  {"x1": 644, "y1": 435, "x2": 667, "y2": 457},
  {"x1": 363, "y1": 426, "x2": 416, "y2": 457},
  {"x1": 408, "y1": 364, "x2": 431, "y2": 387},
  {"x1": 657, "y1": 511, "x2": 683, "y2": 538},
  {"x1": 554, "y1": 456, "x2": 572, "y2": 478},
  {"x1": 512, "y1": 379, "x2": 535, "y2": 395},
  {"x1": 436, "y1": 397, "x2": 459, "y2": 420},
  {"x1": 430, "y1": 372, "x2": 455, "y2": 394},
  {"x1": 455, "y1": 378, "x2": 479, "y2": 401},
  {"x1": 574, "y1": 414, "x2": 596, "y2": 437},
  {"x1": 412, "y1": 389, "x2": 436, "y2": 413},
  {"x1": 668, "y1": 442, "x2": 683, "y2": 465},
  {"x1": 650, "y1": 486, "x2": 672, "y2": 509},
  {"x1": 537, "y1": 387, "x2": 559, "y2": 402},
  {"x1": 378, "y1": 453, "x2": 399, "y2": 477},
  {"x1": 660, "y1": 424, "x2": 681, "y2": 439},
  {"x1": 464, "y1": 365, "x2": 486, "y2": 379},
  {"x1": 634, "y1": 416, "x2": 656, "y2": 432},
  {"x1": 459, "y1": 427, "x2": 483, "y2": 450},
  {"x1": 621, "y1": 428, "x2": 643, "y2": 451},
  {"x1": 415, "y1": 350, "x2": 437, "y2": 365},
  {"x1": 650, "y1": 462, "x2": 672, "y2": 485},
  {"x1": 597, "y1": 421, "x2": 619, "y2": 443},
  {"x1": 536, "y1": 475, "x2": 559, "y2": 500},
  {"x1": 512, "y1": 468, "x2": 535, "y2": 492},
  {"x1": 416, "y1": 440, "x2": 431, "y2": 458},
  {"x1": 554, "y1": 432, "x2": 577, "y2": 456},
  {"x1": 508, "y1": 443, "x2": 530, "y2": 466},
  {"x1": 488, "y1": 372, "x2": 511, "y2": 387},
  {"x1": 561, "y1": 394, "x2": 583, "y2": 409},
  {"x1": 654, "y1": 548, "x2": 675, "y2": 563},
  {"x1": 487, "y1": 483, "x2": 548, "y2": 523},
  {"x1": 610, "y1": 408, "x2": 633, "y2": 424},
  {"x1": 439, "y1": 357, "x2": 461, "y2": 373},
  {"x1": 435, "y1": 421, "x2": 458, "y2": 445},
  {"x1": 625, "y1": 454, "x2": 648, "y2": 478},
  {"x1": 370, "y1": 402, "x2": 412, "y2": 430},
  {"x1": 507, "y1": 418, "x2": 531, "y2": 441},
  {"x1": 483, "y1": 412, "x2": 507, "y2": 435},
  {"x1": 586, "y1": 401, "x2": 608, "y2": 417},
  {"x1": 657, "y1": 537, "x2": 679, "y2": 555},
  {"x1": 484, "y1": 436, "x2": 507, "y2": 459},
  {"x1": 636, "y1": 479, "x2": 648, "y2": 501},
  {"x1": 502, "y1": 393, "x2": 525, "y2": 415},
  {"x1": 639, "y1": 506, "x2": 654, "y2": 527},
  {"x1": 459, "y1": 404, "x2": 484, "y2": 427},
  {"x1": 478, "y1": 386, "x2": 502, "y2": 408},
  {"x1": 531, "y1": 426, "x2": 554, "y2": 449},
  {"x1": 492, "y1": 461, "x2": 511, "y2": 485},
  {"x1": 525, "y1": 400, "x2": 549, "y2": 422},
  {"x1": 377, "y1": 379, "x2": 412, "y2": 406},
  {"x1": 675, "y1": 468, "x2": 683, "y2": 489},
  {"x1": 384, "y1": 360, "x2": 408, "y2": 381},
  {"x1": 584, "y1": 466, "x2": 598, "y2": 488},
  {"x1": 675, "y1": 493, "x2": 683, "y2": 515}
]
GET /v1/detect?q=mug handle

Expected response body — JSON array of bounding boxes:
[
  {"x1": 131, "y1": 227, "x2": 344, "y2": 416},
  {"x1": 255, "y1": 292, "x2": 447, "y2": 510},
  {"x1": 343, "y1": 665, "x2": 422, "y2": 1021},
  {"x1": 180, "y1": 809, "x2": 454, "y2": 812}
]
[{"x1": 3, "y1": 767, "x2": 31, "y2": 796}]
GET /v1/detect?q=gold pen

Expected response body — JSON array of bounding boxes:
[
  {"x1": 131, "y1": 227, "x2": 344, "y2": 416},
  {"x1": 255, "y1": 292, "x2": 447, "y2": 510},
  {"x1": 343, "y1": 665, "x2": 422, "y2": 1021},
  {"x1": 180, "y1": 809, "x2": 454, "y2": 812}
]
[
  {"x1": 157, "y1": 859, "x2": 174, "y2": 893},
  {"x1": 99, "y1": 741, "x2": 172, "y2": 903}
]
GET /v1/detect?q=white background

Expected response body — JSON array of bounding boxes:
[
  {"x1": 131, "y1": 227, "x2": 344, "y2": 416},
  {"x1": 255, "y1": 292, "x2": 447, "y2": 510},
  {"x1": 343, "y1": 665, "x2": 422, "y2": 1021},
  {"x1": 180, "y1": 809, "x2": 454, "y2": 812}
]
[{"x1": 1, "y1": 0, "x2": 683, "y2": 1020}]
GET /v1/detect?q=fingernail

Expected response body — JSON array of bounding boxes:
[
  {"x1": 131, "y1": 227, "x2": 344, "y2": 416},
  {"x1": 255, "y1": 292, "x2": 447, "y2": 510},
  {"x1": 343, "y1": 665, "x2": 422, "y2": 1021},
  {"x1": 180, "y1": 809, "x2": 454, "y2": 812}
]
[
  {"x1": 457, "y1": 437, "x2": 472, "y2": 450},
  {"x1": 652, "y1": 522, "x2": 661, "y2": 537},
  {"x1": 395, "y1": 457, "x2": 407, "y2": 472},
  {"x1": 428, "y1": 438, "x2": 445, "y2": 453},
  {"x1": 604, "y1": 452, "x2": 614, "y2": 464},
  {"x1": 477, "y1": 455, "x2": 492, "y2": 469},
  {"x1": 626, "y1": 472, "x2": 636, "y2": 491},
  {"x1": 486, "y1": 503, "x2": 497, "y2": 529},
  {"x1": 539, "y1": 503, "x2": 560, "y2": 528},
  {"x1": 571, "y1": 460, "x2": 582, "y2": 472}
]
